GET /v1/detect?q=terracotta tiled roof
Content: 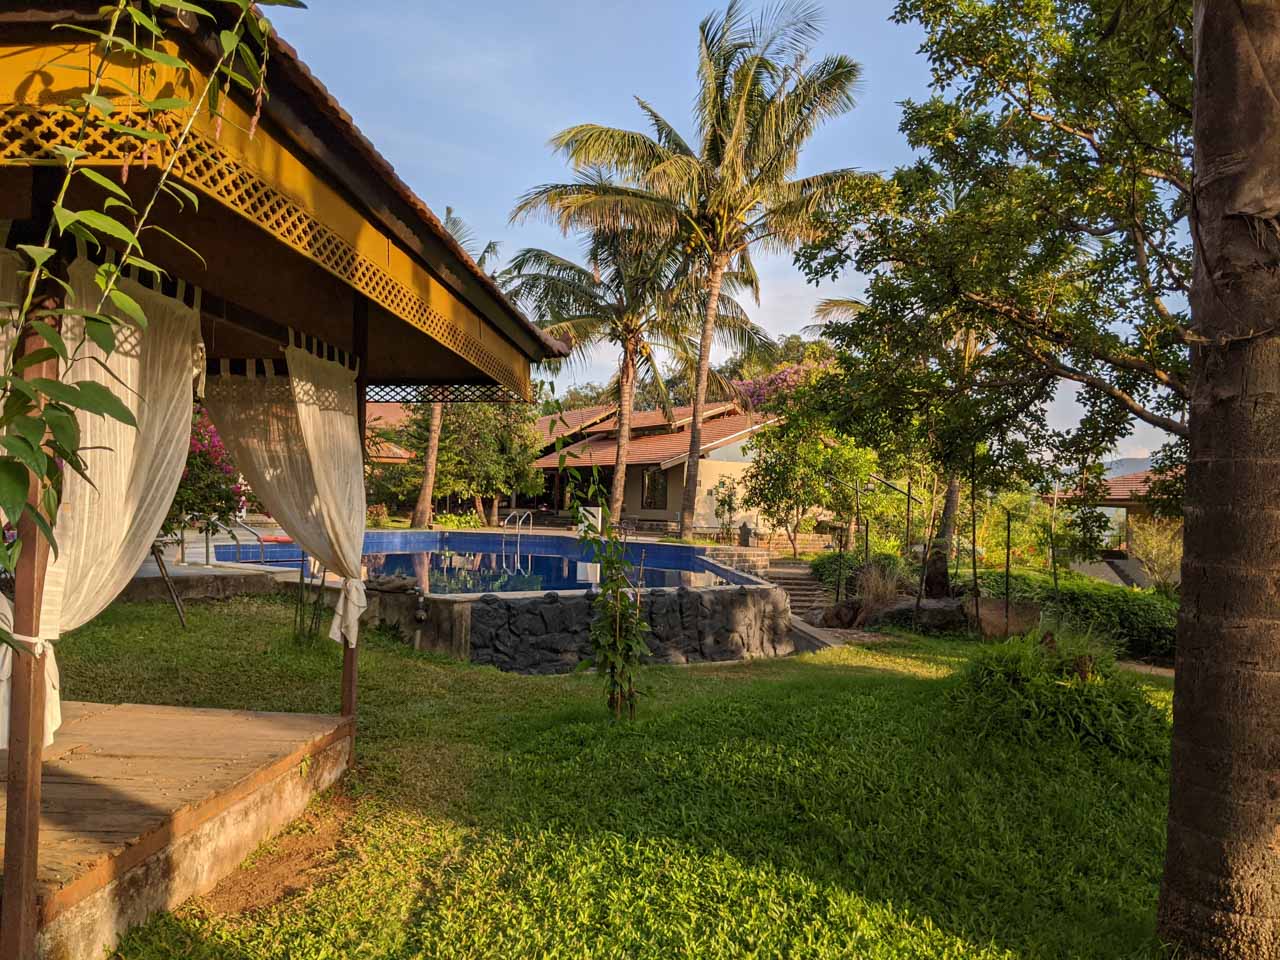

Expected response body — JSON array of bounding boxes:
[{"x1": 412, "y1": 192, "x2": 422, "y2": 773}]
[
  {"x1": 534, "y1": 405, "x2": 616, "y2": 448},
  {"x1": 1103, "y1": 470, "x2": 1158, "y2": 503},
  {"x1": 583, "y1": 402, "x2": 738, "y2": 435},
  {"x1": 366, "y1": 402, "x2": 412, "y2": 430},
  {"x1": 534, "y1": 412, "x2": 776, "y2": 469},
  {"x1": 368, "y1": 436, "x2": 414, "y2": 464}
]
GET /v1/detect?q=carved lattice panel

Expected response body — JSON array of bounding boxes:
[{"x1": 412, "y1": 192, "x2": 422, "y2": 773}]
[
  {"x1": 365, "y1": 382, "x2": 525, "y2": 404},
  {"x1": 0, "y1": 104, "x2": 532, "y2": 400}
]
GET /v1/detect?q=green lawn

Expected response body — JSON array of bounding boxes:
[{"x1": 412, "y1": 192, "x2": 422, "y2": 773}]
[{"x1": 59, "y1": 597, "x2": 1173, "y2": 959}]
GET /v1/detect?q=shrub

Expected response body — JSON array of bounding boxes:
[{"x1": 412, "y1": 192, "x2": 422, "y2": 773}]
[
  {"x1": 1128, "y1": 516, "x2": 1182, "y2": 598},
  {"x1": 950, "y1": 630, "x2": 1169, "y2": 762},
  {"x1": 366, "y1": 504, "x2": 391, "y2": 529},
  {"x1": 811, "y1": 550, "x2": 911, "y2": 595},
  {"x1": 854, "y1": 563, "x2": 900, "y2": 626},
  {"x1": 433, "y1": 511, "x2": 484, "y2": 530},
  {"x1": 976, "y1": 568, "x2": 1176, "y2": 660}
]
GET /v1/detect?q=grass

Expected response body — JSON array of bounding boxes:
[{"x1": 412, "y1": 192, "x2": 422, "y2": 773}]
[{"x1": 58, "y1": 596, "x2": 1174, "y2": 959}]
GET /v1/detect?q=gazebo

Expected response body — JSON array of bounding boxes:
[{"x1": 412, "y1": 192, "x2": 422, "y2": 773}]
[{"x1": 0, "y1": 6, "x2": 564, "y2": 958}]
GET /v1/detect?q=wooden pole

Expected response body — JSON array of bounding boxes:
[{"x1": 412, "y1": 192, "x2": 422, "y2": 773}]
[
  {"x1": 1004, "y1": 508, "x2": 1012, "y2": 637},
  {"x1": 1049, "y1": 484, "x2": 1061, "y2": 601},
  {"x1": 1, "y1": 321, "x2": 59, "y2": 960},
  {"x1": 971, "y1": 448, "x2": 979, "y2": 630},
  {"x1": 344, "y1": 295, "x2": 369, "y2": 720},
  {"x1": 905, "y1": 476, "x2": 912, "y2": 559}
]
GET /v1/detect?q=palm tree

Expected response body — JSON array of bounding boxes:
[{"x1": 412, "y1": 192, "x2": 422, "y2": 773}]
[
  {"x1": 411, "y1": 207, "x2": 502, "y2": 528},
  {"x1": 505, "y1": 230, "x2": 769, "y2": 521},
  {"x1": 513, "y1": 1, "x2": 861, "y2": 538},
  {"x1": 1158, "y1": 4, "x2": 1280, "y2": 953}
]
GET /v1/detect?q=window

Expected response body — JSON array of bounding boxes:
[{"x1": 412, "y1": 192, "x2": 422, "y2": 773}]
[{"x1": 641, "y1": 466, "x2": 668, "y2": 510}]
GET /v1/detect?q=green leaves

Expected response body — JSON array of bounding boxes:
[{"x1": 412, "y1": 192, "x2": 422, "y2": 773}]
[
  {"x1": 73, "y1": 381, "x2": 137, "y2": 428},
  {"x1": 0, "y1": 459, "x2": 28, "y2": 529},
  {"x1": 28, "y1": 380, "x2": 136, "y2": 427}
]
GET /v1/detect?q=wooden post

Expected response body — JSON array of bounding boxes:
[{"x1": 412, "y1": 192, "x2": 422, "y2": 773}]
[
  {"x1": 344, "y1": 295, "x2": 369, "y2": 720},
  {"x1": 1, "y1": 325, "x2": 59, "y2": 960},
  {"x1": 905, "y1": 477, "x2": 912, "y2": 559},
  {"x1": 1004, "y1": 508, "x2": 1012, "y2": 637},
  {"x1": 971, "y1": 448, "x2": 980, "y2": 630}
]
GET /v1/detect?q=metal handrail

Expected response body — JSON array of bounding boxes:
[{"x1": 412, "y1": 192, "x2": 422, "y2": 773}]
[
  {"x1": 231, "y1": 517, "x2": 266, "y2": 562},
  {"x1": 501, "y1": 510, "x2": 533, "y2": 572},
  {"x1": 205, "y1": 517, "x2": 242, "y2": 563}
]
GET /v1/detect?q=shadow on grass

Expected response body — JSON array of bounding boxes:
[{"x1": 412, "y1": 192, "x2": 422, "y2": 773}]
[
  {"x1": 399, "y1": 661, "x2": 1169, "y2": 959},
  {"x1": 59, "y1": 599, "x2": 1169, "y2": 958}
]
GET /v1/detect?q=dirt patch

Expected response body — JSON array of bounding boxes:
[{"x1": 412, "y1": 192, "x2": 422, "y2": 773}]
[{"x1": 199, "y1": 789, "x2": 356, "y2": 916}]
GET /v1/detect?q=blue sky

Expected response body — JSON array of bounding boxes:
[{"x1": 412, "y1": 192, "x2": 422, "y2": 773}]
[{"x1": 270, "y1": 2, "x2": 1160, "y2": 459}]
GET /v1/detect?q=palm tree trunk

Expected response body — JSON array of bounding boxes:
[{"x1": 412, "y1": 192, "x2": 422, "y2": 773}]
[
  {"x1": 1159, "y1": 5, "x2": 1280, "y2": 953},
  {"x1": 608, "y1": 346, "x2": 637, "y2": 523},
  {"x1": 924, "y1": 475, "x2": 960, "y2": 599},
  {"x1": 410, "y1": 401, "x2": 444, "y2": 528},
  {"x1": 678, "y1": 255, "x2": 729, "y2": 540}
]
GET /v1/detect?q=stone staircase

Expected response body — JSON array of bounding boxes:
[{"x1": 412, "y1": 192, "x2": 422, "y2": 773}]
[{"x1": 765, "y1": 563, "x2": 833, "y2": 619}]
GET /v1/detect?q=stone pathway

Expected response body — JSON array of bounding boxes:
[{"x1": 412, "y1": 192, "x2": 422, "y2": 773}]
[{"x1": 1120, "y1": 660, "x2": 1174, "y2": 679}]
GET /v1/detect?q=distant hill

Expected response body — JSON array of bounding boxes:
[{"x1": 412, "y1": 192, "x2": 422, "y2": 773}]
[{"x1": 1104, "y1": 456, "x2": 1152, "y2": 477}]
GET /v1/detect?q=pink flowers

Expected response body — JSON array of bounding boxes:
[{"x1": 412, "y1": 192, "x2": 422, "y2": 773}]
[{"x1": 733, "y1": 360, "x2": 834, "y2": 408}]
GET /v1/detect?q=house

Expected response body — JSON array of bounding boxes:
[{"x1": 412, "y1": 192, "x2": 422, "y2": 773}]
[{"x1": 532, "y1": 402, "x2": 777, "y2": 532}]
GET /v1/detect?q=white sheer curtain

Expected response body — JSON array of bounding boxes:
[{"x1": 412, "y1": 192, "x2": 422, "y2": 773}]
[
  {"x1": 0, "y1": 254, "x2": 203, "y2": 746},
  {"x1": 204, "y1": 336, "x2": 367, "y2": 647}
]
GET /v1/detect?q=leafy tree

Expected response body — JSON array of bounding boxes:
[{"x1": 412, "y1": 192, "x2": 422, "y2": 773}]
[
  {"x1": 718, "y1": 332, "x2": 834, "y2": 383},
  {"x1": 506, "y1": 230, "x2": 766, "y2": 520},
  {"x1": 514, "y1": 0, "x2": 862, "y2": 539},
  {"x1": 800, "y1": 0, "x2": 1192, "y2": 488},
  {"x1": 1127, "y1": 516, "x2": 1180, "y2": 600},
  {"x1": 543, "y1": 381, "x2": 613, "y2": 414},
  {"x1": 742, "y1": 422, "x2": 874, "y2": 558},
  {"x1": 808, "y1": 178, "x2": 1054, "y2": 596},
  {"x1": 401, "y1": 402, "x2": 543, "y2": 525}
]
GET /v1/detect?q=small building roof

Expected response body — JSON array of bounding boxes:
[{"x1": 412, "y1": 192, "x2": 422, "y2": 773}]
[
  {"x1": 1104, "y1": 470, "x2": 1158, "y2": 503},
  {"x1": 535, "y1": 405, "x2": 616, "y2": 449},
  {"x1": 583, "y1": 402, "x2": 738, "y2": 435},
  {"x1": 534, "y1": 411, "x2": 776, "y2": 470}
]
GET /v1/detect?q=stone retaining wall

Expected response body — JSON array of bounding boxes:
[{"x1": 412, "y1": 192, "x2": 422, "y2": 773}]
[{"x1": 364, "y1": 577, "x2": 794, "y2": 675}]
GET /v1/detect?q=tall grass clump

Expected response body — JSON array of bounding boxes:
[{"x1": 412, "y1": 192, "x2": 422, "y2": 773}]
[{"x1": 950, "y1": 629, "x2": 1169, "y2": 762}]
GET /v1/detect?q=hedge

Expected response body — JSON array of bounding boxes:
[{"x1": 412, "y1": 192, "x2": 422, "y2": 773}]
[{"x1": 976, "y1": 569, "x2": 1177, "y2": 661}]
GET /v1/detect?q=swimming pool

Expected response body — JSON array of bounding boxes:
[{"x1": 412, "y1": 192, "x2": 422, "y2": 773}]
[{"x1": 215, "y1": 530, "x2": 746, "y2": 595}]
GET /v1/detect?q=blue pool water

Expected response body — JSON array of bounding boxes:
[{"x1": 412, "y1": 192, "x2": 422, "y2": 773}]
[{"x1": 215, "y1": 531, "x2": 746, "y2": 595}]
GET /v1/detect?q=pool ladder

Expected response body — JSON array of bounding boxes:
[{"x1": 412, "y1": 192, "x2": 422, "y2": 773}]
[{"x1": 501, "y1": 510, "x2": 533, "y2": 572}]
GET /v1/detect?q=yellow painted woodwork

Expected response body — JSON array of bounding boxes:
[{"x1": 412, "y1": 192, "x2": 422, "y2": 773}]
[{"x1": 0, "y1": 37, "x2": 532, "y2": 399}]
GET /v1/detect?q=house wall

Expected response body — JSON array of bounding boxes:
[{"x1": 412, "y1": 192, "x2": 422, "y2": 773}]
[
  {"x1": 613, "y1": 458, "x2": 763, "y2": 534},
  {"x1": 621, "y1": 464, "x2": 685, "y2": 523},
  {"x1": 690, "y1": 460, "x2": 762, "y2": 531}
]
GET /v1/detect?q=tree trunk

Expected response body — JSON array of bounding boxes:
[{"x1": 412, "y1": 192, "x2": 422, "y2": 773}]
[
  {"x1": 487, "y1": 497, "x2": 499, "y2": 527},
  {"x1": 473, "y1": 494, "x2": 485, "y2": 523},
  {"x1": 1159, "y1": 5, "x2": 1280, "y2": 954},
  {"x1": 678, "y1": 255, "x2": 729, "y2": 540},
  {"x1": 410, "y1": 401, "x2": 444, "y2": 528},
  {"x1": 924, "y1": 475, "x2": 960, "y2": 598},
  {"x1": 608, "y1": 346, "x2": 637, "y2": 523}
]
